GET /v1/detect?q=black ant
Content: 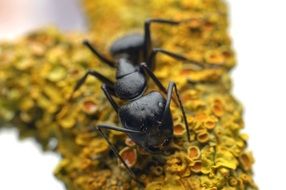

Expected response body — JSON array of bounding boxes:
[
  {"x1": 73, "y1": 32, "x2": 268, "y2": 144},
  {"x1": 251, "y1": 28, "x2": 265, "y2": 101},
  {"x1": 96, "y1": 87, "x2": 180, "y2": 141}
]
[{"x1": 70, "y1": 19, "x2": 220, "y2": 186}]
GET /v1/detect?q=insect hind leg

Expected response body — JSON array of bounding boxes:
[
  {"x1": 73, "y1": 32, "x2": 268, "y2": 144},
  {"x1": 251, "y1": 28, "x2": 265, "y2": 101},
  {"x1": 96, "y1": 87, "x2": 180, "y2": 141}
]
[{"x1": 83, "y1": 40, "x2": 116, "y2": 68}]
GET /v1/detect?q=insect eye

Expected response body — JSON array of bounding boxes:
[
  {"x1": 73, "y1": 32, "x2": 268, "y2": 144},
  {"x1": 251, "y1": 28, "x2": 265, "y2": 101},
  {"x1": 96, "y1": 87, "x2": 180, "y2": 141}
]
[
  {"x1": 156, "y1": 121, "x2": 162, "y2": 125},
  {"x1": 162, "y1": 138, "x2": 171, "y2": 146}
]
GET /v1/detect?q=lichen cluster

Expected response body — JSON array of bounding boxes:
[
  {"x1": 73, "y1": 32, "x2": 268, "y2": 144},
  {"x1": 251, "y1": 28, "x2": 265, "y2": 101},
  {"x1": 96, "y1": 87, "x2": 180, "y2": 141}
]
[{"x1": 0, "y1": 0, "x2": 257, "y2": 189}]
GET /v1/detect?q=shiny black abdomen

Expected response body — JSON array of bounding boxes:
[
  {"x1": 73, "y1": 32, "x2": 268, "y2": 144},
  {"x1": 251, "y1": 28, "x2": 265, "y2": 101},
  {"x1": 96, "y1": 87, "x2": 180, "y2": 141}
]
[
  {"x1": 109, "y1": 34, "x2": 144, "y2": 64},
  {"x1": 109, "y1": 34, "x2": 144, "y2": 56}
]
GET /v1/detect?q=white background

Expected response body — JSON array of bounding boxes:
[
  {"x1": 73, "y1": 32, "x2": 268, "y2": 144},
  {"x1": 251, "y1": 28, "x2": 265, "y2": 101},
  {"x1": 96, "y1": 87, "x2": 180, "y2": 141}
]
[{"x1": 1, "y1": 0, "x2": 286, "y2": 189}]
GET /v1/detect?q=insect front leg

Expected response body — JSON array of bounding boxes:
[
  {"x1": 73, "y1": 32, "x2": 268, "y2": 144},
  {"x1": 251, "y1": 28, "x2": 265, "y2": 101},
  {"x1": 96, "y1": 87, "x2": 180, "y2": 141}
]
[{"x1": 94, "y1": 125, "x2": 144, "y2": 186}]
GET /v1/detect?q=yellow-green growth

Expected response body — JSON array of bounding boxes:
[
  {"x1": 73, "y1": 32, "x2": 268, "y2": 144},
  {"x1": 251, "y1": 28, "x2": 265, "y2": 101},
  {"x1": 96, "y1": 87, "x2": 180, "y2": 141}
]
[{"x1": 0, "y1": 0, "x2": 257, "y2": 189}]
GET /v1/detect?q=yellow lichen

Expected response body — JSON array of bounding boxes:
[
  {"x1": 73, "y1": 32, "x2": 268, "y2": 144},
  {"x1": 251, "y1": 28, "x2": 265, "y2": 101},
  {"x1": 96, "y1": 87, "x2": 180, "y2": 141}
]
[
  {"x1": 187, "y1": 145, "x2": 201, "y2": 160},
  {"x1": 0, "y1": 0, "x2": 257, "y2": 189},
  {"x1": 119, "y1": 147, "x2": 137, "y2": 168}
]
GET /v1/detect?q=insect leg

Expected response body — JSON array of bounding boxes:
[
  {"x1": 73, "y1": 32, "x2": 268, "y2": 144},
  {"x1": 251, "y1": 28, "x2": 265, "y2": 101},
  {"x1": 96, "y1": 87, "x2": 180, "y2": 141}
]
[
  {"x1": 164, "y1": 82, "x2": 191, "y2": 142},
  {"x1": 101, "y1": 84, "x2": 119, "y2": 113},
  {"x1": 139, "y1": 62, "x2": 178, "y2": 106},
  {"x1": 94, "y1": 125, "x2": 145, "y2": 186},
  {"x1": 148, "y1": 48, "x2": 200, "y2": 70},
  {"x1": 139, "y1": 64, "x2": 191, "y2": 142},
  {"x1": 96, "y1": 124, "x2": 143, "y2": 134},
  {"x1": 143, "y1": 18, "x2": 181, "y2": 61},
  {"x1": 139, "y1": 63, "x2": 167, "y2": 93},
  {"x1": 69, "y1": 70, "x2": 114, "y2": 100},
  {"x1": 147, "y1": 48, "x2": 227, "y2": 70},
  {"x1": 83, "y1": 40, "x2": 116, "y2": 68}
]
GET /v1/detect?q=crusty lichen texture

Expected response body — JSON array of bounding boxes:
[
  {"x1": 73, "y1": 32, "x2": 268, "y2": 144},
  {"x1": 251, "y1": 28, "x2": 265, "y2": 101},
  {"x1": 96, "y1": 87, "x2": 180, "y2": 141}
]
[{"x1": 0, "y1": 0, "x2": 257, "y2": 189}]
